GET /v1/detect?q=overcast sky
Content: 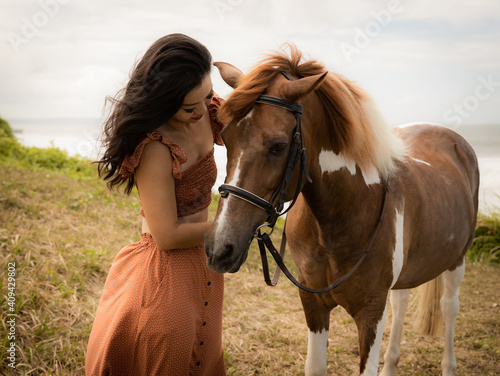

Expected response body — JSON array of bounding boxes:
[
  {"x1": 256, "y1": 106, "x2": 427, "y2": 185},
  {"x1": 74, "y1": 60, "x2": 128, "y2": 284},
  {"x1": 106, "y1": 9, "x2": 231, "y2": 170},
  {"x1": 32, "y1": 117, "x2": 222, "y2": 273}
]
[{"x1": 1, "y1": 0, "x2": 499, "y2": 127}]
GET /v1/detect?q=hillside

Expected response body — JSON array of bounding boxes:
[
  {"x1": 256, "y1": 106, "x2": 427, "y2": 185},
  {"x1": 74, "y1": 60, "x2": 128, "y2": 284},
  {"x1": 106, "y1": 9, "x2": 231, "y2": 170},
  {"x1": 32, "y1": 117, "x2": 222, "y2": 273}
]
[{"x1": 0, "y1": 125, "x2": 499, "y2": 375}]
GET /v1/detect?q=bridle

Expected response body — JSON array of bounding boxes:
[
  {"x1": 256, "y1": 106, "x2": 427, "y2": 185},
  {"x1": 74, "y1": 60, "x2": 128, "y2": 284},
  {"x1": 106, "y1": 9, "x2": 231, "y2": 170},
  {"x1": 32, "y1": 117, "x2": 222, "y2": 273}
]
[
  {"x1": 219, "y1": 72, "x2": 311, "y2": 230},
  {"x1": 218, "y1": 72, "x2": 389, "y2": 294}
]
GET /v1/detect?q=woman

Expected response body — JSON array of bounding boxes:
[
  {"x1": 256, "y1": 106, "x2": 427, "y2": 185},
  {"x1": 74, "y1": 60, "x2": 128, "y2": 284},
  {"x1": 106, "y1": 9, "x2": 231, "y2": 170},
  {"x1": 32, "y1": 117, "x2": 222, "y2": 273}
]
[{"x1": 86, "y1": 34, "x2": 226, "y2": 375}]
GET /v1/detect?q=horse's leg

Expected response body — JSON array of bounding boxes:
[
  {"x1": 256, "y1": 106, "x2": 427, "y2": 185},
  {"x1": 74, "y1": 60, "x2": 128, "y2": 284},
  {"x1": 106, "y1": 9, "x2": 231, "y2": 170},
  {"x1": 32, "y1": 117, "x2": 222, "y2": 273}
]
[
  {"x1": 300, "y1": 291, "x2": 332, "y2": 376},
  {"x1": 440, "y1": 262, "x2": 465, "y2": 376},
  {"x1": 380, "y1": 289, "x2": 410, "y2": 376},
  {"x1": 352, "y1": 293, "x2": 389, "y2": 376},
  {"x1": 306, "y1": 326, "x2": 330, "y2": 376}
]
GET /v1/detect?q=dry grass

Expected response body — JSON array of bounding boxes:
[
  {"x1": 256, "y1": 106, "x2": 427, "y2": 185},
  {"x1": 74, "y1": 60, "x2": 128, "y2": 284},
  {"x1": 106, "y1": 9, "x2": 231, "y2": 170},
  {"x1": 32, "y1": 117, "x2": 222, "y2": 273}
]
[
  {"x1": 222, "y1": 252, "x2": 500, "y2": 375},
  {"x1": 1, "y1": 162, "x2": 499, "y2": 375},
  {"x1": 0, "y1": 164, "x2": 142, "y2": 375}
]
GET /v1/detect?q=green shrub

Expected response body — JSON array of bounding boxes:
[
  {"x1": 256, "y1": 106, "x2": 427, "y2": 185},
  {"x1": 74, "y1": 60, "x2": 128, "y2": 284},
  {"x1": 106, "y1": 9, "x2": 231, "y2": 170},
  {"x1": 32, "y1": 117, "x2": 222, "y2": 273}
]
[
  {"x1": 0, "y1": 116, "x2": 14, "y2": 138},
  {"x1": 0, "y1": 132, "x2": 21, "y2": 157},
  {"x1": 0, "y1": 122, "x2": 97, "y2": 179},
  {"x1": 468, "y1": 213, "x2": 500, "y2": 265}
]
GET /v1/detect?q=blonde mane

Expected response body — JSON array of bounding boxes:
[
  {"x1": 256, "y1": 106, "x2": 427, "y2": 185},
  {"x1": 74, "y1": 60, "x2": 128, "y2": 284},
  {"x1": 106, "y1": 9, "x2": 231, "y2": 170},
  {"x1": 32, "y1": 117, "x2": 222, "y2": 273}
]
[{"x1": 220, "y1": 44, "x2": 405, "y2": 180}]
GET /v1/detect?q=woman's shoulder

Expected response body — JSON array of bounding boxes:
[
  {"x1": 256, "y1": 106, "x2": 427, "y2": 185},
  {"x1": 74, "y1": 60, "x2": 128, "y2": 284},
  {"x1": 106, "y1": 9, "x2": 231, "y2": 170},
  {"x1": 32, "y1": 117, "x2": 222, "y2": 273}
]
[
  {"x1": 119, "y1": 131, "x2": 187, "y2": 180},
  {"x1": 135, "y1": 139, "x2": 174, "y2": 178}
]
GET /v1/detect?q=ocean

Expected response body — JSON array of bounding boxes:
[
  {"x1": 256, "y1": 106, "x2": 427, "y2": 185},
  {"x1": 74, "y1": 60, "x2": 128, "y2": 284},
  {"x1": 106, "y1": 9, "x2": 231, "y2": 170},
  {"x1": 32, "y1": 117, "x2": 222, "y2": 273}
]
[{"x1": 10, "y1": 119, "x2": 500, "y2": 213}]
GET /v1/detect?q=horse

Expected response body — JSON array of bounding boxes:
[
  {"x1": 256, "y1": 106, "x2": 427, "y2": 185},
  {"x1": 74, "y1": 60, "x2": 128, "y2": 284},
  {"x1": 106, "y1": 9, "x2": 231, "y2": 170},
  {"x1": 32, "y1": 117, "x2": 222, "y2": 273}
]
[{"x1": 204, "y1": 45, "x2": 479, "y2": 376}]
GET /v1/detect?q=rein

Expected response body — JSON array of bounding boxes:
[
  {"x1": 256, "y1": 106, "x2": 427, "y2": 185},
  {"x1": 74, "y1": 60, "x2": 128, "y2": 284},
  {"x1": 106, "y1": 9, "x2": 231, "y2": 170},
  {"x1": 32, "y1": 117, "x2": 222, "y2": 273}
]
[
  {"x1": 218, "y1": 72, "x2": 389, "y2": 293},
  {"x1": 258, "y1": 186, "x2": 389, "y2": 293}
]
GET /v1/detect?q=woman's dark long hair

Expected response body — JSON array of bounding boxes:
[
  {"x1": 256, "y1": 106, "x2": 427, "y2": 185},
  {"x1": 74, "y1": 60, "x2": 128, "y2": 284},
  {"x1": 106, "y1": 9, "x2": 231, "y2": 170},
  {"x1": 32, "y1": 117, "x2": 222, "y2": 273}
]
[{"x1": 96, "y1": 33, "x2": 212, "y2": 194}]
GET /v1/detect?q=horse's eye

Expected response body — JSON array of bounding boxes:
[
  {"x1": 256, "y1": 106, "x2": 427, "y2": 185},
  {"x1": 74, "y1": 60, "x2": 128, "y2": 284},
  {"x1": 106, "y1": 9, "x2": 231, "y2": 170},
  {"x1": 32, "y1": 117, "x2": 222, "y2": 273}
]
[{"x1": 270, "y1": 142, "x2": 288, "y2": 155}]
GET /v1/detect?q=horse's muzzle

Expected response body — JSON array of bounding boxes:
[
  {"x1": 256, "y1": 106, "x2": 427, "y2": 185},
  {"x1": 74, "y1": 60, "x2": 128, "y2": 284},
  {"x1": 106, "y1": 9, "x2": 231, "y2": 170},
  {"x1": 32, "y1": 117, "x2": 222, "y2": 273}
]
[{"x1": 204, "y1": 238, "x2": 250, "y2": 274}]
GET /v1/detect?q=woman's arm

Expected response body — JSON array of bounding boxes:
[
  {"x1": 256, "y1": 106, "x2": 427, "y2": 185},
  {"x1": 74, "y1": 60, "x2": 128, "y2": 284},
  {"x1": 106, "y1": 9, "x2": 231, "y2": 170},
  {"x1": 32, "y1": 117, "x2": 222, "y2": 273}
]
[{"x1": 135, "y1": 141, "x2": 213, "y2": 251}]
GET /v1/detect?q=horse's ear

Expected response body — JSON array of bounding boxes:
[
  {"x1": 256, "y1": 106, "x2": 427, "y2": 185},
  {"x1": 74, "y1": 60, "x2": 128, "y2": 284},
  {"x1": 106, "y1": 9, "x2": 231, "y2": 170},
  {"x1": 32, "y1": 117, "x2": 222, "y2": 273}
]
[
  {"x1": 282, "y1": 72, "x2": 328, "y2": 102},
  {"x1": 214, "y1": 62, "x2": 243, "y2": 89}
]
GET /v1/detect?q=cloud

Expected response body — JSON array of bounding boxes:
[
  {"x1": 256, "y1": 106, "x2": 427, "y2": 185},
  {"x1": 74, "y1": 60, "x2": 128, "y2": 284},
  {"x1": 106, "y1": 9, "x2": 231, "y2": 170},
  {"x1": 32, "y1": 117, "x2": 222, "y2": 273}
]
[
  {"x1": 0, "y1": 0, "x2": 499, "y2": 125},
  {"x1": 398, "y1": 0, "x2": 500, "y2": 25}
]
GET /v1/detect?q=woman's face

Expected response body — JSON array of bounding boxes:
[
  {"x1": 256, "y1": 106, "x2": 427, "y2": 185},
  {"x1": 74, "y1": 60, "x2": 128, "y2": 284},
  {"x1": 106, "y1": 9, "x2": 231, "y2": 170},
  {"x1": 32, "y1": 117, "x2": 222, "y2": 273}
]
[{"x1": 171, "y1": 74, "x2": 214, "y2": 125}]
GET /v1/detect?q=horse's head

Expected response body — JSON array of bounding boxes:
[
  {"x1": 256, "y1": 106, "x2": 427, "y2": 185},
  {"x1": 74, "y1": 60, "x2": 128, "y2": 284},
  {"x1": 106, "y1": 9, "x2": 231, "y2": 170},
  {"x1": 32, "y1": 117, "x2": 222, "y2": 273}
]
[{"x1": 204, "y1": 61, "x2": 326, "y2": 273}]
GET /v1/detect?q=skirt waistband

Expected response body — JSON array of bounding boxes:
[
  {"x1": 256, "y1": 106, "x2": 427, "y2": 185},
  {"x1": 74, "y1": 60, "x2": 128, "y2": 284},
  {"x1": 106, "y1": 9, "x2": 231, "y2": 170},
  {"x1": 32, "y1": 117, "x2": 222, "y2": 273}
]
[{"x1": 139, "y1": 233, "x2": 204, "y2": 252}]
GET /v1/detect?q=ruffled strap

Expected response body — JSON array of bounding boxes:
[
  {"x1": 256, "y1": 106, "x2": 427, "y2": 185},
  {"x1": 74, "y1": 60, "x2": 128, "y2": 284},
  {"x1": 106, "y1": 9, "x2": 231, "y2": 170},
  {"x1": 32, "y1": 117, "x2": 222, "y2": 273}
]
[
  {"x1": 208, "y1": 92, "x2": 225, "y2": 146},
  {"x1": 119, "y1": 131, "x2": 187, "y2": 180}
]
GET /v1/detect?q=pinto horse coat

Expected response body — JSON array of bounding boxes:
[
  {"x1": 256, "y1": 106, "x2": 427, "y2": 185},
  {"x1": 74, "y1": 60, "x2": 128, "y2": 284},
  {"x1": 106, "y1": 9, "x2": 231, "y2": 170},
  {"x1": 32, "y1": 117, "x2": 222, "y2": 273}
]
[{"x1": 205, "y1": 45, "x2": 479, "y2": 376}]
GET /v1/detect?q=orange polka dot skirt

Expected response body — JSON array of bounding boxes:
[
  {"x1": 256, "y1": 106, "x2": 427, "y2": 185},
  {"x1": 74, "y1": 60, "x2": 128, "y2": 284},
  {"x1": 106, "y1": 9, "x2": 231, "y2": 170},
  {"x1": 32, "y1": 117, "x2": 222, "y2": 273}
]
[{"x1": 86, "y1": 233, "x2": 226, "y2": 375}]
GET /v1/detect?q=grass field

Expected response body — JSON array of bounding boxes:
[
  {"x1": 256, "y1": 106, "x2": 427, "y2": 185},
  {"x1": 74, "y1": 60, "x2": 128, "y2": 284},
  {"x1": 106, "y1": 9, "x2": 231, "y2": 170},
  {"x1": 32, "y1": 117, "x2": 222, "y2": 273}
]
[{"x1": 0, "y1": 144, "x2": 499, "y2": 375}]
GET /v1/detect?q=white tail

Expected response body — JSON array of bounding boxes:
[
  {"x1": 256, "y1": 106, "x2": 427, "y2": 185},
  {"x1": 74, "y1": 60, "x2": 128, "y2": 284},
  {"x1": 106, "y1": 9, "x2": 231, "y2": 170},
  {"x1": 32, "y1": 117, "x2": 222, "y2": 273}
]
[{"x1": 412, "y1": 274, "x2": 444, "y2": 337}]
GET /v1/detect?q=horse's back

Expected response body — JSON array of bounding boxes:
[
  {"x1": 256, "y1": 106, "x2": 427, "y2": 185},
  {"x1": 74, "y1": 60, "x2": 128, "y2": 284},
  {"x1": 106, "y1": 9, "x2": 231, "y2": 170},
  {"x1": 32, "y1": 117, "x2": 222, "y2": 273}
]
[
  {"x1": 391, "y1": 123, "x2": 479, "y2": 288},
  {"x1": 394, "y1": 123, "x2": 479, "y2": 188},
  {"x1": 394, "y1": 123, "x2": 479, "y2": 205}
]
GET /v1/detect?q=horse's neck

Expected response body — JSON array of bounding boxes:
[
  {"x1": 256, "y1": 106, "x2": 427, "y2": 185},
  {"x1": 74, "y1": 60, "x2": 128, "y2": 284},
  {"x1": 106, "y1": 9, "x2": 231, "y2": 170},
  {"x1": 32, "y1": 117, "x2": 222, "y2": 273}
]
[
  {"x1": 303, "y1": 166, "x2": 370, "y2": 217},
  {"x1": 301, "y1": 108, "x2": 387, "y2": 244},
  {"x1": 301, "y1": 172, "x2": 388, "y2": 265}
]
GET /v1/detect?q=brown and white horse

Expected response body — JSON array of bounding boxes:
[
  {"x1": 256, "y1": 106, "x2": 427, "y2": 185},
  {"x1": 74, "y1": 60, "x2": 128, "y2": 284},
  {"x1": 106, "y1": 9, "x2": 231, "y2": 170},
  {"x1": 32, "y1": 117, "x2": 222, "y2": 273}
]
[{"x1": 204, "y1": 45, "x2": 479, "y2": 376}]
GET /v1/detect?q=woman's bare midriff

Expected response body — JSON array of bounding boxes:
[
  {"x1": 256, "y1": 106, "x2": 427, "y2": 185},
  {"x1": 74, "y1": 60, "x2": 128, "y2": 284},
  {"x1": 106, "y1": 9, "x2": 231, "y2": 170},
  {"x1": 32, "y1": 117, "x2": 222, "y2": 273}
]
[{"x1": 141, "y1": 207, "x2": 209, "y2": 234}]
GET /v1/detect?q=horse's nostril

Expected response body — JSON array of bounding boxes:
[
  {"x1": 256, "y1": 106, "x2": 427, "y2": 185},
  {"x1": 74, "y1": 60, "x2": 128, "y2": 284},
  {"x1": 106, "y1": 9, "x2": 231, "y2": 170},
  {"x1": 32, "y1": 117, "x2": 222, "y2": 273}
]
[{"x1": 218, "y1": 243, "x2": 236, "y2": 262}]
